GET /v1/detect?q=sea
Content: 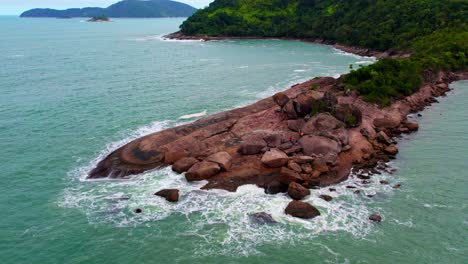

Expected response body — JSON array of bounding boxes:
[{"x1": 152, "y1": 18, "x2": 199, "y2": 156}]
[{"x1": 0, "y1": 16, "x2": 467, "y2": 263}]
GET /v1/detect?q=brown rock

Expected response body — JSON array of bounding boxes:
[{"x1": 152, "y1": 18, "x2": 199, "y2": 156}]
[
  {"x1": 360, "y1": 128, "x2": 371, "y2": 138},
  {"x1": 302, "y1": 113, "x2": 344, "y2": 135},
  {"x1": 293, "y1": 155, "x2": 315, "y2": 164},
  {"x1": 172, "y1": 157, "x2": 199, "y2": 173},
  {"x1": 287, "y1": 119, "x2": 305, "y2": 132},
  {"x1": 374, "y1": 117, "x2": 400, "y2": 129},
  {"x1": 284, "y1": 145, "x2": 302, "y2": 155},
  {"x1": 264, "y1": 134, "x2": 282, "y2": 148},
  {"x1": 155, "y1": 189, "x2": 179, "y2": 202},
  {"x1": 273, "y1": 92, "x2": 289, "y2": 107},
  {"x1": 319, "y1": 194, "x2": 333, "y2": 202},
  {"x1": 301, "y1": 163, "x2": 313, "y2": 173},
  {"x1": 369, "y1": 213, "x2": 382, "y2": 223},
  {"x1": 285, "y1": 201, "x2": 321, "y2": 219},
  {"x1": 283, "y1": 101, "x2": 298, "y2": 120},
  {"x1": 238, "y1": 140, "x2": 266, "y2": 155},
  {"x1": 278, "y1": 142, "x2": 293, "y2": 150},
  {"x1": 299, "y1": 135, "x2": 341, "y2": 157},
  {"x1": 288, "y1": 160, "x2": 302, "y2": 173},
  {"x1": 288, "y1": 182, "x2": 311, "y2": 200},
  {"x1": 261, "y1": 149, "x2": 289, "y2": 168},
  {"x1": 266, "y1": 180, "x2": 288, "y2": 194},
  {"x1": 313, "y1": 159, "x2": 329, "y2": 173},
  {"x1": 185, "y1": 161, "x2": 221, "y2": 181},
  {"x1": 206, "y1": 151, "x2": 232, "y2": 170},
  {"x1": 279, "y1": 167, "x2": 303, "y2": 185},
  {"x1": 376, "y1": 131, "x2": 392, "y2": 145},
  {"x1": 384, "y1": 145, "x2": 399, "y2": 155},
  {"x1": 403, "y1": 121, "x2": 419, "y2": 131}
]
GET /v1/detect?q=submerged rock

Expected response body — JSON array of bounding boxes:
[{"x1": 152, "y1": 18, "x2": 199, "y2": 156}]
[
  {"x1": 319, "y1": 194, "x2": 333, "y2": 202},
  {"x1": 369, "y1": 213, "x2": 383, "y2": 222},
  {"x1": 249, "y1": 212, "x2": 278, "y2": 225},
  {"x1": 285, "y1": 201, "x2": 320, "y2": 219},
  {"x1": 265, "y1": 180, "x2": 288, "y2": 194}
]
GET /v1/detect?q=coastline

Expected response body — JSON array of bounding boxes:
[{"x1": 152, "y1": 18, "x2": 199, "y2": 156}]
[{"x1": 88, "y1": 32, "x2": 467, "y2": 216}]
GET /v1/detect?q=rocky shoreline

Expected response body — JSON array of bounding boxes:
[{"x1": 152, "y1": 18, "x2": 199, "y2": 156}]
[{"x1": 89, "y1": 34, "x2": 467, "y2": 219}]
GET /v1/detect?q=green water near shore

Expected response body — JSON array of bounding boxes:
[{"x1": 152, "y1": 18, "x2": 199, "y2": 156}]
[{"x1": 0, "y1": 16, "x2": 467, "y2": 263}]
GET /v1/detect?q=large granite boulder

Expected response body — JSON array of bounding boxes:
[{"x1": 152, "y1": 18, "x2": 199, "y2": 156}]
[
  {"x1": 155, "y1": 189, "x2": 179, "y2": 202},
  {"x1": 279, "y1": 167, "x2": 303, "y2": 185},
  {"x1": 261, "y1": 149, "x2": 289, "y2": 168},
  {"x1": 206, "y1": 151, "x2": 232, "y2": 170},
  {"x1": 288, "y1": 182, "x2": 310, "y2": 200},
  {"x1": 273, "y1": 92, "x2": 290, "y2": 107},
  {"x1": 299, "y1": 135, "x2": 341, "y2": 157},
  {"x1": 172, "y1": 157, "x2": 199, "y2": 173},
  {"x1": 285, "y1": 201, "x2": 321, "y2": 219},
  {"x1": 185, "y1": 161, "x2": 220, "y2": 181},
  {"x1": 333, "y1": 104, "x2": 362, "y2": 127}
]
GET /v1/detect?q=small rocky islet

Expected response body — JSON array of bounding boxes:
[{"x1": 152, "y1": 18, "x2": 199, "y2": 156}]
[{"x1": 89, "y1": 60, "x2": 467, "y2": 221}]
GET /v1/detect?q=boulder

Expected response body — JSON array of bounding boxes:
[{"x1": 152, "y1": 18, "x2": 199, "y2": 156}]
[
  {"x1": 319, "y1": 194, "x2": 333, "y2": 202},
  {"x1": 302, "y1": 113, "x2": 344, "y2": 135},
  {"x1": 287, "y1": 119, "x2": 305, "y2": 132},
  {"x1": 185, "y1": 161, "x2": 221, "y2": 181},
  {"x1": 313, "y1": 158, "x2": 329, "y2": 173},
  {"x1": 384, "y1": 145, "x2": 399, "y2": 155},
  {"x1": 323, "y1": 91, "x2": 338, "y2": 110},
  {"x1": 333, "y1": 104, "x2": 362, "y2": 127},
  {"x1": 265, "y1": 180, "x2": 288, "y2": 194},
  {"x1": 261, "y1": 149, "x2": 289, "y2": 168},
  {"x1": 294, "y1": 93, "x2": 316, "y2": 117},
  {"x1": 288, "y1": 160, "x2": 302, "y2": 173},
  {"x1": 360, "y1": 128, "x2": 371, "y2": 138},
  {"x1": 301, "y1": 163, "x2": 313, "y2": 173},
  {"x1": 283, "y1": 101, "x2": 298, "y2": 120},
  {"x1": 299, "y1": 135, "x2": 341, "y2": 157},
  {"x1": 238, "y1": 140, "x2": 266, "y2": 155},
  {"x1": 264, "y1": 134, "x2": 282, "y2": 148},
  {"x1": 403, "y1": 120, "x2": 419, "y2": 131},
  {"x1": 249, "y1": 212, "x2": 278, "y2": 225},
  {"x1": 284, "y1": 145, "x2": 302, "y2": 155},
  {"x1": 273, "y1": 92, "x2": 289, "y2": 107},
  {"x1": 376, "y1": 131, "x2": 392, "y2": 145},
  {"x1": 278, "y1": 142, "x2": 293, "y2": 150},
  {"x1": 206, "y1": 151, "x2": 232, "y2": 170},
  {"x1": 374, "y1": 117, "x2": 400, "y2": 129},
  {"x1": 293, "y1": 155, "x2": 315, "y2": 164},
  {"x1": 155, "y1": 189, "x2": 179, "y2": 202},
  {"x1": 279, "y1": 167, "x2": 303, "y2": 185},
  {"x1": 285, "y1": 201, "x2": 321, "y2": 219},
  {"x1": 172, "y1": 157, "x2": 199, "y2": 173},
  {"x1": 288, "y1": 182, "x2": 310, "y2": 200},
  {"x1": 369, "y1": 213, "x2": 382, "y2": 223}
]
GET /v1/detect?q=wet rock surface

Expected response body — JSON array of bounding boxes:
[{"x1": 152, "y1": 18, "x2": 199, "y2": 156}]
[
  {"x1": 285, "y1": 201, "x2": 321, "y2": 219},
  {"x1": 155, "y1": 189, "x2": 179, "y2": 202}
]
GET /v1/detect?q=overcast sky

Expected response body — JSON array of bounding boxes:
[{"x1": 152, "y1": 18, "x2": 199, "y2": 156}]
[{"x1": 0, "y1": 0, "x2": 215, "y2": 15}]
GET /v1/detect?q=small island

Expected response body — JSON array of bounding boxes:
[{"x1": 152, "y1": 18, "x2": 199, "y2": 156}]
[{"x1": 87, "y1": 16, "x2": 110, "y2": 22}]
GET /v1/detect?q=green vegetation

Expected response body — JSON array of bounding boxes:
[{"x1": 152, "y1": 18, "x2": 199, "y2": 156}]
[{"x1": 180, "y1": 0, "x2": 468, "y2": 105}]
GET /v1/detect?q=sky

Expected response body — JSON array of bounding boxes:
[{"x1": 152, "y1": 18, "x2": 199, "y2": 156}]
[{"x1": 0, "y1": 0, "x2": 215, "y2": 15}]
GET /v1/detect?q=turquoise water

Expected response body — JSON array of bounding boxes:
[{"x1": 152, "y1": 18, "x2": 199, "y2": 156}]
[{"x1": 1, "y1": 16, "x2": 467, "y2": 263}]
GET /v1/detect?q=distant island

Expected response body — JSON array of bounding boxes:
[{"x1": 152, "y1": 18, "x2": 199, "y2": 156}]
[
  {"x1": 20, "y1": 0, "x2": 197, "y2": 18},
  {"x1": 88, "y1": 16, "x2": 110, "y2": 22}
]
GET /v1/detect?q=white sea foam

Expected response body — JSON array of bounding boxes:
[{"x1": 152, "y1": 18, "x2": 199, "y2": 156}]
[
  {"x1": 355, "y1": 60, "x2": 374, "y2": 64},
  {"x1": 179, "y1": 110, "x2": 207, "y2": 120},
  {"x1": 294, "y1": 69, "x2": 307, "y2": 72}
]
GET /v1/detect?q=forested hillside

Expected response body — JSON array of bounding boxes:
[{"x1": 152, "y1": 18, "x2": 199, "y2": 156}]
[{"x1": 180, "y1": 0, "x2": 468, "y2": 105}]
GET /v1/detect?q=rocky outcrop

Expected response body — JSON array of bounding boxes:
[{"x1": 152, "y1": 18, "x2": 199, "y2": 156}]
[
  {"x1": 88, "y1": 71, "x2": 468, "y2": 199},
  {"x1": 285, "y1": 201, "x2": 321, "y2": 219}
]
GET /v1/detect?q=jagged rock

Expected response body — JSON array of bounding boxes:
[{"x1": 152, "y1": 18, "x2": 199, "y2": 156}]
[
  {"x1": 403, "y1": 120, "x2": 419, "y2": 131},
  {"x1": 288, "y1": 182, "x2": 310, "y2": 200},
  {"x1": 333, "y1": 104, "x2": 362, "y2": 127},
  {"x1": 273, "y1": 92, "x2": 290, "y2": 107},
  {"x1": 369, "y1": 213, "x2": 382, "y2": 222},
  {"x1": 319, "y1": 194, "x2": 333, "y2": 202},
  {"x1": 299, "y1": 135, "x2": 341, "y2": 157},
  {"x1": 264, "y1": 134, "x2": 282, "y2": 148},
  {"x1": 288, "y1": 160, "x2": 302, "y2": 173},
  {"x1": 279, "y1": 167, "x2": 303, "y2": 185},
  {"x1": 261, "y1": 149, "x2": 289, "y2": 168},
  {"x1": 360, "y1": 128, "x2": 371, "y2": 138},
  {"x1": 249, "y1": 212, "x2": 278, "y2": 224},
  {"x1": 384, "y1": 145, "x2": 399, "y2": 155},
  {"x1": 293, "y1": 155, "x2": 315, "y2": 164},
  {"x1": 376, "y1": 131, "x2": 392, "y2": 145},
  {"x1": 287, "y1": 119, "x2": 305, "y2": 132},
  {"x1": 285, "y1": 201, "x2": 320, "y2": 219},
  {"x1": 185, "y1": 161, "x2": 221, "y2": 181},
  {"x1": 172, "y1": 157, "x2": 199, "y2": 173},
  {"x1": 155, "y1": 189, "x2": 179, "y2": 202},
  {"x1": 301, "y1": 163, "x2": 313, "y2": 173},
  {"x1": 284, "y1": 101, "x2": 298, "y2": 119},
  {"x1": 266, "y1": 180, "x2": 288, "y2": 194},
  {"x1": 206, "y1": 151, "x2": 232, "y2": 170}
]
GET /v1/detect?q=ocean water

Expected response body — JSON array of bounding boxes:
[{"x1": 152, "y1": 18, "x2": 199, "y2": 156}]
[{"x1": 0, "y1": 16, "x2": 467, "y2": 263}]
